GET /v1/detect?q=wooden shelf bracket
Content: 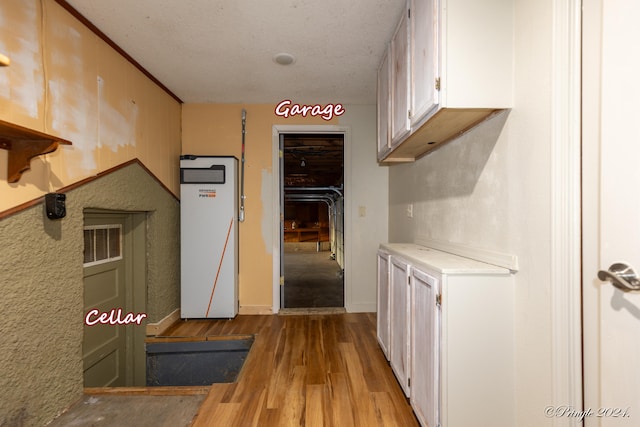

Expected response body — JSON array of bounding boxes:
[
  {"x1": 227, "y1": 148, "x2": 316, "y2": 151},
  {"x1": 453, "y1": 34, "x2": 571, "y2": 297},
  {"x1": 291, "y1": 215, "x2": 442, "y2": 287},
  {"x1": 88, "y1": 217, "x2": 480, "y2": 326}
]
[{"x1": 0, "y1": 120, "x2": 72, "y2": 183}]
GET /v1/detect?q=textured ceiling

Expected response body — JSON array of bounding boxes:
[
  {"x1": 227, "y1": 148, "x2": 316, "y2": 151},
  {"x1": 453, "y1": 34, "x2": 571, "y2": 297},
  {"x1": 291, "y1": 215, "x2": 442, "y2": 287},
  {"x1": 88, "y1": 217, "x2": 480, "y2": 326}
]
[{"x1": 62, "y1": 0, "x2": 406, "y2": 105}]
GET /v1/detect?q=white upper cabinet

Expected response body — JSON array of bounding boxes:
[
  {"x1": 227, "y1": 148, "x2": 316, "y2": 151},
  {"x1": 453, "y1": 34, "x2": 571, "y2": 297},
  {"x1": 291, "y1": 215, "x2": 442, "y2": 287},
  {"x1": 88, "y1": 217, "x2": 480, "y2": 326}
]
[
  {"x1": 376, "y1": 48, "x2": 392, "y2": 159},
  {"x1": 377, "y1": 0, "x2": 513, "y2": 163},
  {"x1": 410, "y1": 0, "x2": 439, "y2": 127},
  {"x1": 390, "y1": 7, "x2": 411, "y2": 148}
]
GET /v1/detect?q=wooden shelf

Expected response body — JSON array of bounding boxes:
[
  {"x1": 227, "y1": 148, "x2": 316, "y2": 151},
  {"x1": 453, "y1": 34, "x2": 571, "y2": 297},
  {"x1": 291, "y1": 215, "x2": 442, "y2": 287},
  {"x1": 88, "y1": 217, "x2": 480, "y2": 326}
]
[
  {"x1": 0, "y1": 119, "x2": 72, "y2": 183},
  {"x1": 380, "y1": 108, "x2": 504, "y2": 163}
]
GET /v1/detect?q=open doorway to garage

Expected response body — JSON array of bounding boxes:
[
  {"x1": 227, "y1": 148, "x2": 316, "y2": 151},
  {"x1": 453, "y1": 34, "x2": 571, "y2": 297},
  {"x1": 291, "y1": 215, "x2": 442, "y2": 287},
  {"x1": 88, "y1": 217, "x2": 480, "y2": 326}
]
[{"x1": 281, "y1": 133, "x2": 344, "y2": 309}]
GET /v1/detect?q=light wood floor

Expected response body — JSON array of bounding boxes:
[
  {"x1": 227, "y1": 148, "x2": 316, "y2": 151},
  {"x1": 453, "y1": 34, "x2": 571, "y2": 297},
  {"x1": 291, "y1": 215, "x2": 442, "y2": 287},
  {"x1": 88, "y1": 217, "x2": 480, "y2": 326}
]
[{"x1": 164, "y1": 313, "x2": 419, "y2": 427}]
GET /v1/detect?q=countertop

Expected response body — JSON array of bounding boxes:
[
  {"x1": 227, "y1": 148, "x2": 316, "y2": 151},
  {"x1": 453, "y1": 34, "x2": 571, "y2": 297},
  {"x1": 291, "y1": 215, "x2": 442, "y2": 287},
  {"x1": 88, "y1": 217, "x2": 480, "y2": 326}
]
[{"x1": 380, "y1": 243, "x2": 511, "y2": 275}]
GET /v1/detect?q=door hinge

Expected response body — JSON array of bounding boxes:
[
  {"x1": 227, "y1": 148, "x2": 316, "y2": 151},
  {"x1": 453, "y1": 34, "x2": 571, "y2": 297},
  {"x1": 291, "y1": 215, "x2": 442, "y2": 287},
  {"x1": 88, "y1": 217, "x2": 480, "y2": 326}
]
[
  {"x1": 408, "y1": 377, "x2": 411, "y2": 387},
  {"x1": 408, "y1": 8, "x2": 411, "y2": 19},
  {"x1": 435, "y1": 77, "x2": 441, "y2": 91},
  {"x1": 280, "y1": 276, "x2": 284, "y2": 286},
  {"x1": 436, "y1": 293, "x2": 442, "y2": 307}
]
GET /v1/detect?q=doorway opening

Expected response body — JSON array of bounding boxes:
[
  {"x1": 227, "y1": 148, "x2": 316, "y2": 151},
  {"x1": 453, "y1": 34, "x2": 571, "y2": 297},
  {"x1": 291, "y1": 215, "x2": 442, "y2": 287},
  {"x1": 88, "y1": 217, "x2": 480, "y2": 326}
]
[{"x1": 280, "y1": 133, "x2": 345, "y2": 309}]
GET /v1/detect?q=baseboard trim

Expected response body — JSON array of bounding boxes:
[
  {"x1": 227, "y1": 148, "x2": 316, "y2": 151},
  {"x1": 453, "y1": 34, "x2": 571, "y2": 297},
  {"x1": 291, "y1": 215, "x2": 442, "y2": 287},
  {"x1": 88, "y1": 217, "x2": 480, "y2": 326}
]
[
  {"x1": 239, "y1": 305, "x2": 273, "y2": 315},
  {"x1": 146, "y1": 308, "x2": 180, "y2": 336},
  {"x1": 345, "y1": 302, "x2": 376, "y2": 313}
]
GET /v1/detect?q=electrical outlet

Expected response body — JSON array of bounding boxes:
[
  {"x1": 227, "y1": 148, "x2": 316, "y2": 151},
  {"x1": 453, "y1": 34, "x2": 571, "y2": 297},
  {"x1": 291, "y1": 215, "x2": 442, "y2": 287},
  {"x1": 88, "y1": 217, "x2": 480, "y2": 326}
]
[{"x1": 407, "y1": 204, "x2": 413, "y2": 218}]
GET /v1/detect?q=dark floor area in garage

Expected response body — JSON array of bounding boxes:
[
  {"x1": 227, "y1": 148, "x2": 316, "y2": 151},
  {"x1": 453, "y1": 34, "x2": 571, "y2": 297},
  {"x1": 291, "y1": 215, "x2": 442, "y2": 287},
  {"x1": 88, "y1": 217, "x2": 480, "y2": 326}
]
[{"x1": 283, "y1": 245, "x2": 344, "y2": 308}]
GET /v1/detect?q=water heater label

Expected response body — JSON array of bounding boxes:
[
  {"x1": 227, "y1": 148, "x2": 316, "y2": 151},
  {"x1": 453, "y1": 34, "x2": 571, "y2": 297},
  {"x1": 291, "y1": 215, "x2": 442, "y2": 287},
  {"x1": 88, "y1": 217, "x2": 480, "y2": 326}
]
[{"x1": 198, "y1": 189, "x2": 217, "y2": 198}]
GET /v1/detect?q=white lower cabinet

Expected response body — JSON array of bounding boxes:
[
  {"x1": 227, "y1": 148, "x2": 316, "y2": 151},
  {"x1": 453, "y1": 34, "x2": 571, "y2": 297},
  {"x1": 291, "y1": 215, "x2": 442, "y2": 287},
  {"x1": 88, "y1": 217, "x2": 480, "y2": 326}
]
[
  {"x1": 389, "y1": 256, "x2": 411, "y2": 397},
  {"x1": 376, "y1": 249, "x2": 391, "y2": 359},
  {"x1": 377, "y1": 244, "x2": 515, "y2": 427},
  {"x1": 410, "y1": 267, "x2": 440, "y2": 427}
]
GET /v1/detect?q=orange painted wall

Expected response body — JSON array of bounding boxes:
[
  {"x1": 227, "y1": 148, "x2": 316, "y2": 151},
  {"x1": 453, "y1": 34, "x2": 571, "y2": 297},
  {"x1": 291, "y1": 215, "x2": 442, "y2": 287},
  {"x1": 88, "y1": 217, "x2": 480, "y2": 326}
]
[
  {"x1": 182, "y1": 104, "x2": 338, "y2": 311},
  {"x1": 0, "y1": 0, "x2": 181, "y2": 212}
]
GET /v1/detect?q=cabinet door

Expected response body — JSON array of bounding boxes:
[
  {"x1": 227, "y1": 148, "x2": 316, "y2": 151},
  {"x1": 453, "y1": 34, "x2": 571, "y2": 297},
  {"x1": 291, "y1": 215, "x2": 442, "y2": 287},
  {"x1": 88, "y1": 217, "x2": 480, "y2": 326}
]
[
  {"x1": 390, "y1": 6, "x2": 411, "y2": 146},
  {"x1": 410, "y1": 268, "x2": 440, "y2": 427},
  {"x1": 376, "y1": 250, "x2": 391, "y2": 359},
  {"x1": 410, "y1": 0, "x2": 439, "y2": 127},
  {"x1": 377, "y1": 48, "x2": 392, "y2": 160},
  {"x1": 390, "y1": 256, "x2": 411, "y2": 397}
]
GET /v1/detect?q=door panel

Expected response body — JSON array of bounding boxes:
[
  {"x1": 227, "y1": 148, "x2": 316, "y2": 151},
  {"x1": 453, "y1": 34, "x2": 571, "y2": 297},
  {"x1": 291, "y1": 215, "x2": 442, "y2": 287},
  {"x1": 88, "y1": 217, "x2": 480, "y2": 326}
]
[
  {"x1": 83, "y1": 215, "x2": 127, "y2": 387},
  {"x1": 596, "y1": 0, "x2": 640, "y2": 422},
  {"x1": 584, "y1": 0, "x2": 640, "y2": 424}
]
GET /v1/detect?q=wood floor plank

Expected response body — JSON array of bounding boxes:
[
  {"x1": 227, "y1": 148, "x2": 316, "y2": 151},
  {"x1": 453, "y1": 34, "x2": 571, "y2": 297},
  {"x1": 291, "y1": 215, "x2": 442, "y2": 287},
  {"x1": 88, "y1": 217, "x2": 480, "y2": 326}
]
[
  {"x1": 305, "y1": 384, "x2": 325, "y2": 427},
  {"x1": 179, "y1": 313, "x2": 418, "y2": 427},
  {"x1": 305, "y1": 318, "x2": 328, "y2": 385},
  {"x1": 278, "y1": 365, "x2": 307, "y2": 426},
  {"x1": 207, "y1": 402, "x2": 242, "y2": 426},
  {"x1": 340, "y1": 342, "x2": 382, "y2": 426},
  {"x1": 371, "y1": 391, "x2": 403, "y2": 427},
  {"x1": 230, "y1": 349, "x2": 273, "y2": 402},
  {"x1": 322, "y1": 316, "x2": 346, "y2": 375},
  {"x1": 189, "y1": 383, "x2": 233, "y2": 425},
  {"x1": 266, "y1": 324, "x2": 294, "y2": 409},
  {"x1": 232, "y1": 387, "x2": 268, "y2": 427},
  {"x1": 327, "y1": 372, "x2": 355, "y2": 427}
]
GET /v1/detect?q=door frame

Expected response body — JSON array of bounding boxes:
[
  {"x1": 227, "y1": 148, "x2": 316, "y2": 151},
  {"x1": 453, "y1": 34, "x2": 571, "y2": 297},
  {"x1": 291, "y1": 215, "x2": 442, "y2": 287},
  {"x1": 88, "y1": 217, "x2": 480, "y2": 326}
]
[
  {"x1": 83, "y1": 209, "x2": 148, "y2": 386},
  {"x1": 549, "y1": 0, "x2": 583, "y2": 420},
  {"x1": 271, "y1": 125, "x2": 350, "y2": 314}
]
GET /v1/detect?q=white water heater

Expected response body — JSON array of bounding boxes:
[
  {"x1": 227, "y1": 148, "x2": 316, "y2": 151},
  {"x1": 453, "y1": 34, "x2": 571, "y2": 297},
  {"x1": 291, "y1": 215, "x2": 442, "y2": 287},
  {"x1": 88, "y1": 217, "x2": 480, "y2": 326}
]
[{"x1": 180, "y1": 155, "x2": 238, "y2": 318}]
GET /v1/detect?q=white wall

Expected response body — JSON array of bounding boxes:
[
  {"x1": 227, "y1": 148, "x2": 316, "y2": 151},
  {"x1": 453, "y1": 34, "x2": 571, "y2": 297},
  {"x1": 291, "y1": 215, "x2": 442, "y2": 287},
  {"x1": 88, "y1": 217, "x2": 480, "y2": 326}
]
[
  {"x1": 341, "y1": 105, "x2": 389, "y2": 312},
  {"x1": 388, "y1": 0, "x2": 557, "y2": 425}
]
